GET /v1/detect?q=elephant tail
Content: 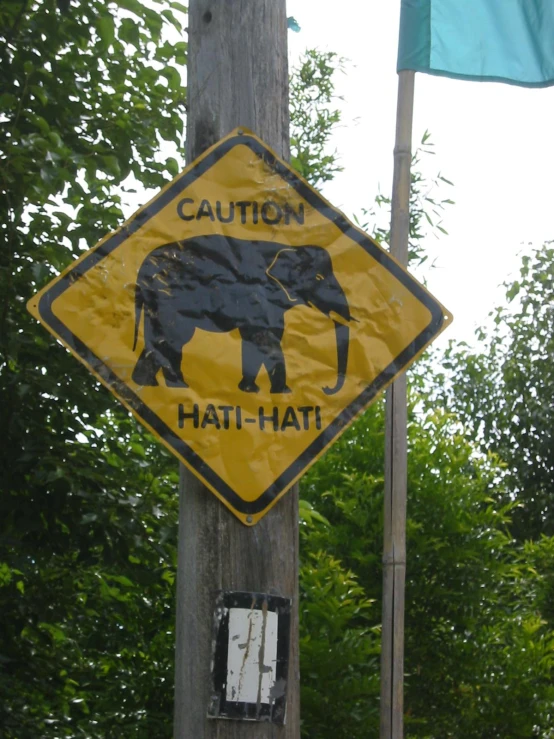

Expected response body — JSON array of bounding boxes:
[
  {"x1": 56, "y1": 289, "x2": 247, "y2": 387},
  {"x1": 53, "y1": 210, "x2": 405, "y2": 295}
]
[{"x1": 132, "y1": 282, "x2": 144, "y2": 352}]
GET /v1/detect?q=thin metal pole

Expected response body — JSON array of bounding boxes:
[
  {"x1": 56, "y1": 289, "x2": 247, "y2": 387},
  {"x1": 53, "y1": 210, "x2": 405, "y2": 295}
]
[
  {"x1": 380, "y1": 68, "x2": 415, "y2": 739},
  {"x1": 173, "y1": 2, "x2": 299, "y2": 737}
]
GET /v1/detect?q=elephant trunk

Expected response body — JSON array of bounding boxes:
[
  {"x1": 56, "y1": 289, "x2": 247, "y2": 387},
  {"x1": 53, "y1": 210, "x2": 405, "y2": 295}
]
[{"x1": 323, "y1": 321, "x2": 349, "y2": 396}]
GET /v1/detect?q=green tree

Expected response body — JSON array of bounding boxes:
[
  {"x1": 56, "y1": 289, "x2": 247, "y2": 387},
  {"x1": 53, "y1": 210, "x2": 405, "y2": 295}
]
[
  {"x1": 299, "y1": 391, "x2": 554, "y2": 738},
  {"x1": 1, "y1": 1, "x2": 186, "y2": 735},
  {"x1": 437, "y1": 243, "x2": 554, "y2": 541},
  {"x1": 422, "y1": 243, "x2": 554, "y2": 736},
  {"x1": 290, "y1": 49, "x2": 343, "y2": 188},
  {"x1": 404, "y1": 397, "x2": 554, "y2": 738}
]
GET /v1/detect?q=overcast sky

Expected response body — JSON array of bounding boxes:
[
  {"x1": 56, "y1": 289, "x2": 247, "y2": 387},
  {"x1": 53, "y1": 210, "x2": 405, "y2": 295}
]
[{"x1": 287, "y1": 1, "x2": 554, "y2": 348}]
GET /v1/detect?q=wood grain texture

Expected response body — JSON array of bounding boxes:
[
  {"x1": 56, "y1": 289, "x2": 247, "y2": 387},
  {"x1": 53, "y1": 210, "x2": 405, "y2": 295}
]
[
  {"x1": 174, "y1": 2, "x2": 299, "y2": 737},
  {"x1": 380, "y1": 70, "x2": 415, "y2": 739},
  {"x1": 186, "y1": 0, "x2": 289, "y2": 160}
]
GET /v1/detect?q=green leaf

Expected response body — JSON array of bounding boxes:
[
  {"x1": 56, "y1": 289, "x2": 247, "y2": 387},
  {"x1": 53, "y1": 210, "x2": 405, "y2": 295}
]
[
  {"x1": 97, "y1": 14, "x2": 115, "y2": 48},
  {"x1": 170, "y1": 1, "x2": 188, "y2": 12},
  {"x1": 101, "y1": 155, "x2": 121, "y2": 177},
  {"x1": 165, "y1": 157, "x2": 180, "y2": 176},
  {"x1": 30, "y1": 85, "x2": 48, "y2": 106},
  {"x1": 161, "y1": 8, "x2": 182, "y2": 30},
  {"x1": 0, "y1": 92, "x2": 17, "y2": 110},
  {"x1": 108, "y1": 575, "x2": 134, "y2": 588},
  {"x1": 506, "y1": 280, "x2": 520, "y2": 301},
  {"x1": 119, "y1": 18, "x2": 141, "y2": 47},
  {"x1": 160, "y1": 65, "x2": 182, "y2": 91}
]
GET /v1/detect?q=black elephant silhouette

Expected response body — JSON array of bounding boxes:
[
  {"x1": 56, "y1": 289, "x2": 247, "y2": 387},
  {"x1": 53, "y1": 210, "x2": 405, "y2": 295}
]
[{"x1": 131, "y1": 235, "x2": 354, "y2": 394}]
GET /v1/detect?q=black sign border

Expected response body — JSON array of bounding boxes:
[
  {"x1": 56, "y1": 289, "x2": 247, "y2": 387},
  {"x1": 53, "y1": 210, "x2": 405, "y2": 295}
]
[{"x1": 36, "y1": 132, "x2": 447, "y2": 517}]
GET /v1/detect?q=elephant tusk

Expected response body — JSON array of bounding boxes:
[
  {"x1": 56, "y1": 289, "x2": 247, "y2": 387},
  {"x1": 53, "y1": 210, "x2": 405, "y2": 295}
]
[
  {"x1": 329, "y1": 310, "x2": 358, "y2": 326},
  {"x1": 329, "y1": 311, "x2": 349, "y2": 327}
]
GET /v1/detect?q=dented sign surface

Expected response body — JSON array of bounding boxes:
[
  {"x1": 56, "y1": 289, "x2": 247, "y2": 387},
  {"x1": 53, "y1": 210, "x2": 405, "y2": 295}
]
[{"x1": 27, "y1": 128, "x2": 452, "y2": 525}]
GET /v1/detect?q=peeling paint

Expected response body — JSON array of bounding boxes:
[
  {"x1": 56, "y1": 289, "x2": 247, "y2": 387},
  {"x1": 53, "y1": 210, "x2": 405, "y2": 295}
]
[{"x1": 208, "y1": 590, "x2": 291, "y2": 724}]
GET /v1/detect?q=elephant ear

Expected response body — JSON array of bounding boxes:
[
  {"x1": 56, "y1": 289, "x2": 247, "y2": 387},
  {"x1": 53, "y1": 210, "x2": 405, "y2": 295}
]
[{"x1": 266, "y1": 248, "x2": 302, "y2": 303}]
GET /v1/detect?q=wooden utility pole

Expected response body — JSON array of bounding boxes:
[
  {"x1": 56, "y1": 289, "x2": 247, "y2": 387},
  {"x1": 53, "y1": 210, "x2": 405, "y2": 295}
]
[
  {"x1": 173, "y1": 2, "x2": 299, "y2": 737},
  {"x1": 380, "y1": 69, "x2": 415, "y2": 739}
]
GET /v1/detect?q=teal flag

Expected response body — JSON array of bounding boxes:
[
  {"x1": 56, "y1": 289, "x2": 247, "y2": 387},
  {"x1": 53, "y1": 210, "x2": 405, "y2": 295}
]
[{"x1": 398, "y1": 0, "x2": 554, "y2": 87}]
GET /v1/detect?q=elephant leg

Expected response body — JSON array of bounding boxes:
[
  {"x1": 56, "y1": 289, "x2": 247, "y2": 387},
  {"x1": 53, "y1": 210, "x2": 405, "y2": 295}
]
[
  {"x1": 133, "y1": 324, "x2": 193, "y2": 388},
  {"x1": 132, "y1": 347, "x2": 161, "y2": 386},
  {"x1": 263, "y1": 327, "x2": 291, "y2": 394},
  {"x1": 238, "y1": 328, "x2": 264, "y2": 393},
  {"x1": 159, "y1": 343, "x2": 188, "y2": 388},
  {"x1": 159, "y1": 323, "x2": 200, "y2": 388},
  {"x1": 238, "y1": 327, "x2": 291, "y2": 394}
]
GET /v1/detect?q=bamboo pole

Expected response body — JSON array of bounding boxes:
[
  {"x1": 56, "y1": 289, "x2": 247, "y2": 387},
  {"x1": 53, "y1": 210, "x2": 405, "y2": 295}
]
[
  {"x1": 173, "y1": 2, "x2": 300, "y2": 737},
  {"x1": 380, "y1": 69, "x2": 415, "y2": 739}
]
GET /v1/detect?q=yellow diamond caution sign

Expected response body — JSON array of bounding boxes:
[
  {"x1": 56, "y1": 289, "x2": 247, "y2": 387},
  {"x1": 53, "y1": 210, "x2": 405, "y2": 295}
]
[{"x1": 27, "y1": 128, "x2": 452, "y2": 525}]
